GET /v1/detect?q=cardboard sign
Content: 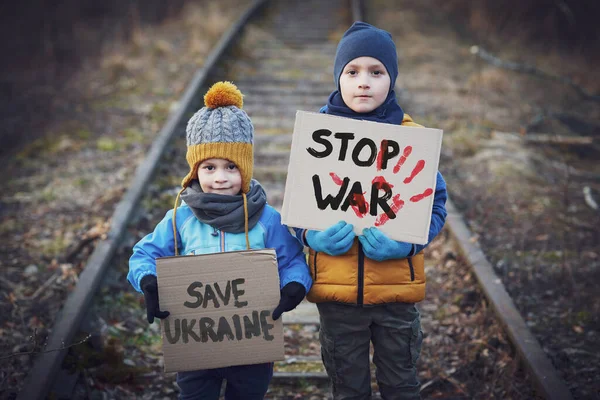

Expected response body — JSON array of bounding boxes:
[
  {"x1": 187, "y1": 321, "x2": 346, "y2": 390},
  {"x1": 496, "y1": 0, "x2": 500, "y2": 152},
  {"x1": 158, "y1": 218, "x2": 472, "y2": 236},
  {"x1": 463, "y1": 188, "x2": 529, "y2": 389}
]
[
  {"x1": 282, "y1": 111, "x2": 443, "y2": 244},
  {"x1": 156, "y1": 249, "x2": 284, "y2": 373}
]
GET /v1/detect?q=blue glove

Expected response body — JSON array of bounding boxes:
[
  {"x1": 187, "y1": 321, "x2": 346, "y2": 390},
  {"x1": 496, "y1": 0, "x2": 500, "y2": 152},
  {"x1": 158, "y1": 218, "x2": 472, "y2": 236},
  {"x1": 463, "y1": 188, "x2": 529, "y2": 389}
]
[
  {"x1": 306, "y1": 221, "x2": 356, "y2": 256},
  {"x1": 359, "y1": 227, "x2": 413, "y2": 262}
]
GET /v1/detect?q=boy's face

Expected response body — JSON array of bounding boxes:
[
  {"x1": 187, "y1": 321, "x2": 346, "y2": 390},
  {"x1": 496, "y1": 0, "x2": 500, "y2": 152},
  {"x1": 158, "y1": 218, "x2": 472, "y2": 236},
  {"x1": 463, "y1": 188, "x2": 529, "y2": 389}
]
[
  {"x1": 197, "y1": 158, "x2": 242, "y2": 195},
  {"x1": 339, "y1": 56, "x2": 391, "y2": 113}
]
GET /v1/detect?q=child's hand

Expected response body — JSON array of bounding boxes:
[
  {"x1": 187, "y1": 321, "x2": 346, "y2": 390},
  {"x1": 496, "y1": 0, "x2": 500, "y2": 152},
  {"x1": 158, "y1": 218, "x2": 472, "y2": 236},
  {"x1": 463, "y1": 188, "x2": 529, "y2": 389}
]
[
  {"x1": 359, "y1": 227, "x2": 413, "y2": 262},
  {"x1": 272, "y1": 282, "x2": 306, "y2": 320},
  {"x1": 140, "y1": 275, "x2": 170, "y2": 323},
  {"x1": 306, "y1": 221, "x2": 355, "y2": 256}
]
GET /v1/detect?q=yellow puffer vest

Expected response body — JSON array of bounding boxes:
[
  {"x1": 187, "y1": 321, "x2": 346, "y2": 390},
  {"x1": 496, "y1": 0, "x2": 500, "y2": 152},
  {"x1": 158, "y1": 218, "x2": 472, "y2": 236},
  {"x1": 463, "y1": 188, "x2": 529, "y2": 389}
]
[
  {"x1": 306, "y1": 239, "x2": 425, "y2": 305},
  {"x1": 306, "y1": 113, "x2": 426, "y2": 305}
]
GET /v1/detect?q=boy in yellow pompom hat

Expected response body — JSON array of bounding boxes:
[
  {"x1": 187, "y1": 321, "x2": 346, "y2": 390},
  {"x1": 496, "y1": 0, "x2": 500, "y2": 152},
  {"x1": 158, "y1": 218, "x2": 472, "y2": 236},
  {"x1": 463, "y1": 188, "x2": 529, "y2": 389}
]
[{"x1": 128, "y1": 82, "x2": 312, "y2": 399}]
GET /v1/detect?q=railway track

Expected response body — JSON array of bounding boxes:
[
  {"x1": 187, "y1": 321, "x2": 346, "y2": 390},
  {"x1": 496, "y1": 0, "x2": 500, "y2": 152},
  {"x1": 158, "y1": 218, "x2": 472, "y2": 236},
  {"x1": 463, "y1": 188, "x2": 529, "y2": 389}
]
[{"x1": 16, "y1": 0, "x2": 573, "y2": 399}]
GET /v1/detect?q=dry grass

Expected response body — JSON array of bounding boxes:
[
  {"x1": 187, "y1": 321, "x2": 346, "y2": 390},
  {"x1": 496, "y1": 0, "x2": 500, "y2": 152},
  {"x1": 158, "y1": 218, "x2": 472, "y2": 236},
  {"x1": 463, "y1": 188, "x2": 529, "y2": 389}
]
[
  {"x1": 443, "y1": 124, "x2": 489, "y2": 158},
  {"x1": 467, "y1": 67, "x2": 511, "y2": 94},
  {"x1": 184, "y1": 3, "x2": 228, "y2": 54},
  {"x1": 442, "y1": 0, "x2": 600, "y2": 54},
  {"x1": 101, "y1": 54, "x2": 131, "y2": 83}
]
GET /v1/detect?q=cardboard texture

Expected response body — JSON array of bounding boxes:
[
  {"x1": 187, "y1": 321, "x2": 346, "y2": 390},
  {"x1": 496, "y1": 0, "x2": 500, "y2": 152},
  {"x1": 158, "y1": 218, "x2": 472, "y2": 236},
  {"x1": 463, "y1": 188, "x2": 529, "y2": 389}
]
[
  {"x1": 282, "y1": 111, "x2": 443, "y2": 244},
  {"x1": 156, "y1": 249, "x2": 284, "y2": 373}
]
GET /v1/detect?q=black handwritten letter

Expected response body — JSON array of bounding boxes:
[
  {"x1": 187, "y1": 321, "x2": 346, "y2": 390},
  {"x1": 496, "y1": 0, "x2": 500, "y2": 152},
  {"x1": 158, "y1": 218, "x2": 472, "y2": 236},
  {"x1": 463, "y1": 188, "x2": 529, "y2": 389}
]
[
  {"x1": 163, "y1": 318, "x2": 181, "y2": 344},
  {"x1": 307, "y1": 129, "x2": 333, "y2": 158},
  {"x1": 341, "y1": 181, "x2": 365, "y2": 212},
  {"x1": 216, "y1": 316, "x2": 235, "y2": 341},
  {"x1": 232, "y1": 279, "x2": 248, "y2": 308},
  {"x1": 334, "y1": 132, "x2": 355, "y2": 161},
  {"x1": 232, "y1": 314, "x2": 244, "y2": 340},
  {"x1": 312, "y1": 174, "x2": 349, "y2": 210},
  {"x1": 380, "y1": 140, "x2": 400, "y2": 170},
  {"x1": 214, "y1": 281, "x2": 231, "y2": 306},
  {"x1": 181, "y1": 318, "x2": 201, "y2": 343},
  {"x1": 352, "y1": 138, "x2": 377, "y2": 167},
  {"x1": 243, "y1": 311, "x2": 262, "y2": 339},
  {"x1": 202, "y1": 284, "x2": 219, "y2": 309},
  {"x1": 260, "y1": 310, "x2": 275, "y2": 341},
  {"x1": 184, "y1": 282, "x2": 203, "y2": 308},
  {"x1": 370, "y1": 181, "x2": 394, "y2": 218},
  {"x1": 199, "y1": 317, "x2": 218, "y2": 343}
]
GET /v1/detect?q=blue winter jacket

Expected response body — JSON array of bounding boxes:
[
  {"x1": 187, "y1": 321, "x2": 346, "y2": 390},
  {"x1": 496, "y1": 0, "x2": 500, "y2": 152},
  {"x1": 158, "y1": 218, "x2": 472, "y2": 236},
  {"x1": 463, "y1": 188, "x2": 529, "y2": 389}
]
[{"x1": 128, "y1": 204, "x2": 312, "y2": 294}]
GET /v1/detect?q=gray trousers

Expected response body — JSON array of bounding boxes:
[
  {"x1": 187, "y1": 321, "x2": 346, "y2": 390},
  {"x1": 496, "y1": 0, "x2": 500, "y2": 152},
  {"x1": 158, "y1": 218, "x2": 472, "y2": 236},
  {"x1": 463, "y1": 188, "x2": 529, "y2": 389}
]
[{"x1": 317, "y1": 302, "x2": 423, "y2": 400}]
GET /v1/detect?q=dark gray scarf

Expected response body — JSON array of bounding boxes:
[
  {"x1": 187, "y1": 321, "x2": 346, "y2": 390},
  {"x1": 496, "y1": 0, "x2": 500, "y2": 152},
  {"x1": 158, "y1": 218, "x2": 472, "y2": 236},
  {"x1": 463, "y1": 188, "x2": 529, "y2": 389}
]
[{"x1": 180, "y1": 179, "x2": 267, "y2": 233}]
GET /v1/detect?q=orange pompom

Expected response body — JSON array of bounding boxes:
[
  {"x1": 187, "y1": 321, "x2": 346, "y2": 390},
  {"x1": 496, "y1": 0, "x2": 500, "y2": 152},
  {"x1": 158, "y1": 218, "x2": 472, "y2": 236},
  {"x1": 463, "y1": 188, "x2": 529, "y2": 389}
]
[{"x1": 204, "y1": 81, "x2": 243, "y2": 109}]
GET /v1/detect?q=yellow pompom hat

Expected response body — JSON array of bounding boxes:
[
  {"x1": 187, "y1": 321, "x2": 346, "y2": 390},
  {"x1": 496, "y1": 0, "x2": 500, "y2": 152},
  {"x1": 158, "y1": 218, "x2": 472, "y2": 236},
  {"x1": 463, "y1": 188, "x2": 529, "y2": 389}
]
[{"x1": 181, "y1": 81, "x2": 254, "y2": 193}]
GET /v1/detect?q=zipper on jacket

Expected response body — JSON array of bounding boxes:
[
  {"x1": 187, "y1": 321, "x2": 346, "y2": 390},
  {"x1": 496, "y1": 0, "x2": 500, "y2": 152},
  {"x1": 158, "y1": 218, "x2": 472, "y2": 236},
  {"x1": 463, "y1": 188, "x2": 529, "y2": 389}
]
[
  {"x1": 408, "y1": 257, "x2": 415, "y2": 281},
  {"x1": 357, "y1": 242, "x2": 365, "y2": 306},
  {"x1": 313, "y1": 251, "x2": 318, "y2": 281},
  {"x1": 220, "y1": 231, "x2": 225, "y2": 252}
]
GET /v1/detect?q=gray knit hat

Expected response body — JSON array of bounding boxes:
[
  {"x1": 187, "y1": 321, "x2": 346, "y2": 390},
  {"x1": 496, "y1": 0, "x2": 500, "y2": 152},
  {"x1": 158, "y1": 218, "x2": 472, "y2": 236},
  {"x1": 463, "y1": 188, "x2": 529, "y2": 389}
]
[{"x1": 182, "y1": 81, "x2": 254, "y2": 193}]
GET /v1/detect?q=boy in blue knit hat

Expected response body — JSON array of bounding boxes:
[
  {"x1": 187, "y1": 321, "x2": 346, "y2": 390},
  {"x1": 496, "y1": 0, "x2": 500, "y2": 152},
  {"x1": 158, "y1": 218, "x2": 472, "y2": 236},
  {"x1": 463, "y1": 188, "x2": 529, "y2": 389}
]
[
  {"x1": 293, "y1": 22, "x2": 448, "y2": 399},
  {"x1": 128, "y1": 82, "x2": 312, "y2": 400}
]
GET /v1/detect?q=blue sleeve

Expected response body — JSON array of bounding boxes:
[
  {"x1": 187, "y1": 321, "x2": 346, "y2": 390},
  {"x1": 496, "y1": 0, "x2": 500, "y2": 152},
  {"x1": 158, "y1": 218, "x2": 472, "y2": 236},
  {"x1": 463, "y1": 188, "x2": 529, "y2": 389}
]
[
  {"x1": 413, "y1": 171, "x2": 447, "y2": 254},
  {"x1": 292, "y1": 227, "x2": 308, "y2": 246},
  {"x1": 264, "y1": 209, "x2": 313, "y2": 293},
  {"x1": 127, "y1": 209, "x2": 182, "y2": 293}
]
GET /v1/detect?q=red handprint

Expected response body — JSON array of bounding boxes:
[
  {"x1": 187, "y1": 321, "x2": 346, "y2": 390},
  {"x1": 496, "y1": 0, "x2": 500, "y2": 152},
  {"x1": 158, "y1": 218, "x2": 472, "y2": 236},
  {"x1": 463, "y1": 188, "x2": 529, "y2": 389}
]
[
  {"x1": 375, "y1": 194, "x2": 405, "y2": 226},
  {"x1": 393, "y1": 145, "x2": 412, "y2": 174},
  {"x1": 328, "y1": 143, "x2": 433, "y2": 226}
]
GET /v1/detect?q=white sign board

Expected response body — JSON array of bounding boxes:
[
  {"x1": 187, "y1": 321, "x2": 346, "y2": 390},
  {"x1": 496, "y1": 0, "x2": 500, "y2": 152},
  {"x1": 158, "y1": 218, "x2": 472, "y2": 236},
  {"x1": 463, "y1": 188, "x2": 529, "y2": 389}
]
[
  {"x1": 281, "y1": 111, "x2": 443, "y2": 244},
  {"x1": 156, "y1": 249, "x2": 284, "y2": 373}
]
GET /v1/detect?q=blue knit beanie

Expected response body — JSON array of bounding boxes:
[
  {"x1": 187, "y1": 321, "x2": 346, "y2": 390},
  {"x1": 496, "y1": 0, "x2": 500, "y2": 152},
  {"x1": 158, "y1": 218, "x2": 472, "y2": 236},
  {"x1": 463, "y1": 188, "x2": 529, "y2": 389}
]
[{"x1": 333, "y1": 22, "x2": 398, "y2": 92}]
